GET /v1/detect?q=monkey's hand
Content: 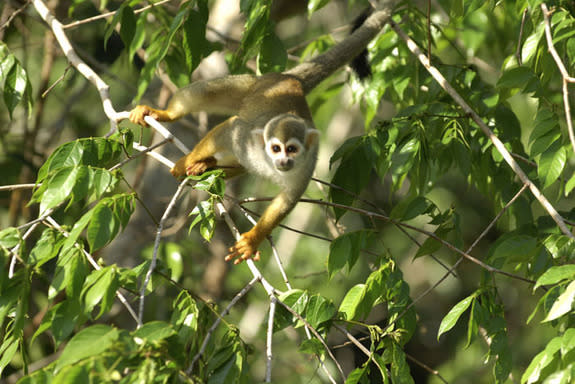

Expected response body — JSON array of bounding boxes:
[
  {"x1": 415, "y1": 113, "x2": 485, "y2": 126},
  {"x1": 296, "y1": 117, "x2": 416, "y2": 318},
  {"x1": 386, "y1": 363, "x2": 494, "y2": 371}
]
[
  {"x1": 225, "y1": 229, "x2": 264, "y2": 264},
  {"x1": 129, "y1": 105, "x2": 159, "y2": 126}
]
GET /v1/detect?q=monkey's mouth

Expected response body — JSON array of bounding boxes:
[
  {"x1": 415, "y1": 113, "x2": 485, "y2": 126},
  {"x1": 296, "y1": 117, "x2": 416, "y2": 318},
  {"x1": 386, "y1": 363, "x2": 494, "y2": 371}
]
[{"x1": 274, "y1": 159, "x2": 294, "y2": 171}]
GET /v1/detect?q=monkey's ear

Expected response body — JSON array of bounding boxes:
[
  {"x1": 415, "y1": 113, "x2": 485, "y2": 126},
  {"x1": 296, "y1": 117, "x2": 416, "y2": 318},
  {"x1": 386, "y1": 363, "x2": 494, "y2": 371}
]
[
  {"x1": 305, "y1": 129, "x2": 320, "y2": 149},
  {"x1": 252, "y1": 129, "x2": 265, "y2": 146}
]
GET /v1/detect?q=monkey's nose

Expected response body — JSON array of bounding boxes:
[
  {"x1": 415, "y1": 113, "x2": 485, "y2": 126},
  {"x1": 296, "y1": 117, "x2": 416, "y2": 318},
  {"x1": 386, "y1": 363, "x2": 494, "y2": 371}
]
[{"x1": 275, "y1": 158, "x2": 293, "y2": 171}]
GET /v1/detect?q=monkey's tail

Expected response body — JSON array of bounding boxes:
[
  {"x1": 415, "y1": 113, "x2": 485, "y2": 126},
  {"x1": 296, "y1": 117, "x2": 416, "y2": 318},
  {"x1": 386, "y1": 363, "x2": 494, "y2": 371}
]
[{"x1": 286, "y1": 0, "x2": 397, "y2": 93}]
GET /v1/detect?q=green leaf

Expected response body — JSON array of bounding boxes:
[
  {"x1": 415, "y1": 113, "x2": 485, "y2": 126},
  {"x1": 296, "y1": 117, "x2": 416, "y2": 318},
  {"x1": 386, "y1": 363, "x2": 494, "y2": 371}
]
[
  {"x1": 37, "y1": 141, "x2": 83, "y2": 182},
  {"x1": 119, "y1": 5, "x2": 137, "y2": 48},
  {"x1": 390, "y1": 196, "x2": 436, "y2": 221},
  {"x1": 189, "y1": 200, "x2": 216, "y2": 241},
  {"x1": 171, "y1": 291, "x2": 199, "y2": 343},
  {"x1": 414, "y1": 236, "x2": 442, "y2": 259},
  {"x1": 345, "y1": 366, "x2": 369, "y2": 384},
  {"x1": 3, "y1": 59, "x2": 30, "y2": 119},
  {"x1": 561, "y1": 328, "x2": 575, "y2": 357},
  {"x1": 37, "y1": 166, "x2": 80, "y2": 213},
  {"x1": 55, "y1": 324, "x2": 119, "y2": 372},
  {"x1": 182, "y1": 0, "x2": 209, "y2": 73},
  {"x1": 565, "y1": 172, "x2": 575, "y2": 196},
  {"x1": 53, "y1": 365, "x2": 89, "y2": 384},
  {"x1": 535, "y1": 265, "x2": 575, "y2": 290},
  {"x1": 52, "y1": 300, "x2": 82, "y2": 344},
  {"x1": 438, "y1": 293, "x2": 476, "y2": 340},
  {"x1": 390, "y1": 342, "x2": 415, "y2": 384},
  {"x1": 191, "y1": 170, "x2": 226, "y2": 196},
  {"x1": 330, "y1": 137, "x2": 376, "y2": 219},
  {"x1": 231, "y1": 1, "x2": 270, "y2": 71},
  {"x1": 129, "y1": 13, "x2": 146, "y2": 63},
  {"x1": 543, "y1": 234, "x2": 575, "y2": 260},
  {"x1": 0, "y1": 227, "x2": 21, "y2": 249},
  {"x1": 299, "y1": 338, "x2": 324, "y2": 355},
  {"x1": 522, "y1": 336, "x2": 561, "y2": 384},
  {"x1": 497, "y1": 66, "x2": 536, "y2": 90},
  {"x1": 0, "y1": 45, "x2": 16, "y2": 84},
  {"x1": 305, "y1": 294, "x2": 336, "y2": 329},
  {"x1": 339, "y1": 284, "x2": 367, "y2": 321},
  {"x1": 81, "y1": 267, "x2": 119, "y2": 318},
  {"x1": 275, "y1": 289, "x2": 309, "y2": 331},
  {"x1": 27, "y1": 228, "x2": 64, "y2": 267},
  {"x1": 390, "y1": 137, "x2": 420, "y2": 188},
  {"x1": 87, "y1": 203, "x2": 117, "y2": 251},
  {"x1": 490, "y1": 235, "x2": 537, "y2": 263},
  {"x1": 0, "y1": 336, "x2": 19, "y2": 376},
  {"x1": 49, "y1": 247, "x2": 88, "y2": 300},
  {"x1": 328, "y1": 230, "x2": 373, "y2": 278},
  {"x1": 543, "y1": 280, "x2": 575, "y2": 322},
  {"x1": 133, "y1": 321, "x2": 176, "y2": 343},
  {"x1": 538, "y1": 141, "x2": 566, "y2": 189},
  {"x1": 257, "y1": 29, "x2": 287, "y2": 73}
]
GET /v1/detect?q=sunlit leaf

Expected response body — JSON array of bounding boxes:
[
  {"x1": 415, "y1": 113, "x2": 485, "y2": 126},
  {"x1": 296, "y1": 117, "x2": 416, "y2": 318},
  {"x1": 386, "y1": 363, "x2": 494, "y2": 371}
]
[{"x1": 438, "y1": 293, "x2": 476, "y2": 340}]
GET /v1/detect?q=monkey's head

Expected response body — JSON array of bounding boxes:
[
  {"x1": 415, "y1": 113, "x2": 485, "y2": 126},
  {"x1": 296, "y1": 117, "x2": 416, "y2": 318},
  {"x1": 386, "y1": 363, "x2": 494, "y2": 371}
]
[{"x1": 256, "y1": 114, "x2": 319, "y2": 173}]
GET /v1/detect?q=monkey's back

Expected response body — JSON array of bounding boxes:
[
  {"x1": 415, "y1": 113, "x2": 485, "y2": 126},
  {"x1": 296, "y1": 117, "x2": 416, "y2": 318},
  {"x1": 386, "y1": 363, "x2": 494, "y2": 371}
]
[{"x1": 238, "y1": 73, "x2": 314, "y2": 127}]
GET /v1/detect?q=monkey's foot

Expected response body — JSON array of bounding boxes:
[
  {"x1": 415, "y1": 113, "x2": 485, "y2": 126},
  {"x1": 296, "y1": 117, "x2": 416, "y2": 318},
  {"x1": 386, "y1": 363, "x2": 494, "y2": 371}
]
[
  {"x1": 129, "y1": 105, "x2": 158, "y2": 126},
  {"x1": 186, "y1": 157, "x2": 217, "y2": 176},
  {"x1": 170, "y1": 156, "x2": 216, "y2": 178},
  {"x1": 225, "y1": 233, "x2": 262, "y2": 265}
]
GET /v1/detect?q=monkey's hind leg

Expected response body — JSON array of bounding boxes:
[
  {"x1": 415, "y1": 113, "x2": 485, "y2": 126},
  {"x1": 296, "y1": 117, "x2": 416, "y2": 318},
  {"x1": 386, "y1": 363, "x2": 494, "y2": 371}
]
[
  {"x1": 170, "y1": 155, "x2": 217, "y2": 178},
  {"x1": 170, "y1": 117, "x2": 241, "y2": 179}
]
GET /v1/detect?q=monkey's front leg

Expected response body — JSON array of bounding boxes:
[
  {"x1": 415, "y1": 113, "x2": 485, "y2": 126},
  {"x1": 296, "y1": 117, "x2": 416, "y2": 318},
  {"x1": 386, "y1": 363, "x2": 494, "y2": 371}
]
[
  {"x1": 226, "y1": 191, "x2": 295, "y2": 264},
  {"x1": 129, "y1": 105, "x2": 181, "y2": 126}
]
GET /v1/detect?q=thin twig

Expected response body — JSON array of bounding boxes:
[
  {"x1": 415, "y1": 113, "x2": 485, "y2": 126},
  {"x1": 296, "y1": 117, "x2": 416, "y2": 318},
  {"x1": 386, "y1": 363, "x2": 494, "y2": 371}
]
[
  {"x1": 114, "y1": 111, "x2": 191, "y2": 154},
  {"x1": 0, "y1": 0, "x2": 31, "y2": 32},
  {"x1": 265, "y1": 298, "x2": 277, "y2": 382},
  {"x1": 390, "y1": 19, "x2": 575, "y2": 240},
  {"x1": 109, "y1": 138, "x2": 171, "y2": 172},
  {"x1": 32, "y1": 0, "x2": 122, "y2": 132},
  {"x1": 237, "y1": 205, "x2": 293, "y2": 290},
  {"x1": 132, "y1": 142, "x2": 175, "y2": 169},
  {"x1": 405, "y1": 353, "x2": 449, "y2": 384},
  {"x1": 139, "y1": 178, "x2": 189, "y2": 326},
  {"x1": 312, "y1": 177, "x2": 457, "y2": 277},
  {"x1": 298, "y1": 198, "x2": 536, "y2": 285},
  {"x1": 187, "y1": 277, "x2": 260, "y2": 374},
  {"x1": 541, "y1": 3, "x2": 575, "y2": 156},
  {"x1": 0, "y1": 184, "x2": 37, "y2": 191},
  {"x1": 62, "y1": 0, "x2": 175, "y2": 29},
  {"x1": 395, "y1": 184, "x2": 529, "y2": 326},
  {"x1": 334, "y1": 324, "x2": 387, "y2": 377},
  {"x1": 8, "y1": 221, "x2": 41, "y2": 278},
  {"x1": 515, "y1": 9, "x2": 528, "y2": 66},
  {"x1": 215, "y1": 202, "x2": 338, "y2": 383}
]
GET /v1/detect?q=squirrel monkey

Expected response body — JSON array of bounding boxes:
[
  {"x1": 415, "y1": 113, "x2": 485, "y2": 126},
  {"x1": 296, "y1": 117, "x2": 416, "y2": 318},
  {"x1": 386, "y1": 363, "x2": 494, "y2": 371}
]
[
  {"x1": 130, "y1": 74, "x2": 318, "y2": 264},
  {"x1": 129, "y1": 3, "x2": 395, "y2": 263}
]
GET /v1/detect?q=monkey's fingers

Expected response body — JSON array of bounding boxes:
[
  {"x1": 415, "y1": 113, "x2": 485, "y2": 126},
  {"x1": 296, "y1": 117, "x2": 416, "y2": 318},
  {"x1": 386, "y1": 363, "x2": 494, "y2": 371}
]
[
  {"x1": 225, "y1": 238, "x2": 260, "y2": 264},
  {"x1": 128, "y1": 105, "x2": 158, "y2": 126},
  {"x1": 233, "y1": 251, "x2": 261, "y2": 265}
]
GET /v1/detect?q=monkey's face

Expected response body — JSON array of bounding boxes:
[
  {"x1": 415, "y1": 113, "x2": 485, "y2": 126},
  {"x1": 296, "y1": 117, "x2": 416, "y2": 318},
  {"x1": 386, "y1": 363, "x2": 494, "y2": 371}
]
[{"x1": 265, "y1": 137, "x2": 304, "y2": 172}]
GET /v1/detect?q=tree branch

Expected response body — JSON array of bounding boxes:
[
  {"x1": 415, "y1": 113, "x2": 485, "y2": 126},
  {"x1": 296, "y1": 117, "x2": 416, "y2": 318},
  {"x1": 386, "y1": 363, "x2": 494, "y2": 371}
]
[{"x1": 390, "y1": 19, "x2": 574, "y2": 240}]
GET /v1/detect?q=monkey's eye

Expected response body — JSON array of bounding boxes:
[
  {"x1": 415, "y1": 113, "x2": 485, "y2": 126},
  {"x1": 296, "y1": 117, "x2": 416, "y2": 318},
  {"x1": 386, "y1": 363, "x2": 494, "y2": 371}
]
[
  {"x1": 271, "y1": 144, "x2": 282, "y2": 153},
  {"x1": 286, "y1": 145, "x2": 298, "y2": 154}
]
